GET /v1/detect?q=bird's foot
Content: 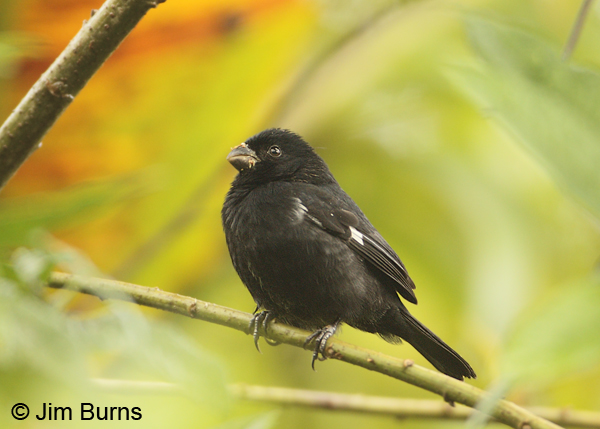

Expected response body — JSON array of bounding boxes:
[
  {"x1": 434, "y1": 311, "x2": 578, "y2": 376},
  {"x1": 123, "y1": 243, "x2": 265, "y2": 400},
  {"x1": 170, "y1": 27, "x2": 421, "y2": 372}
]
[
  {"x1": 304, "y1": 320, "x2": 341, "y2": 370},
  {"x1": 248, "y1": 310, "x2": 280, "y2": 352}
]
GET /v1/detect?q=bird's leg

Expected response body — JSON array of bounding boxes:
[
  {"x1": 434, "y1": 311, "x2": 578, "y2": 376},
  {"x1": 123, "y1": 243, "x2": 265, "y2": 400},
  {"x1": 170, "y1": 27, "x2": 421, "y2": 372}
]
[
  {"x1": 248, "y1": 309, "x2": 279, "y2": 352},
  {"x1": 304, "y1": 319, "x2": 341, "y2": 370},
  {"x1": 248, "y1": 309, "x2": 266, "y2": 352},
  {"x1": 262, "y1": 311, "x2": 281, "y2": 346}
]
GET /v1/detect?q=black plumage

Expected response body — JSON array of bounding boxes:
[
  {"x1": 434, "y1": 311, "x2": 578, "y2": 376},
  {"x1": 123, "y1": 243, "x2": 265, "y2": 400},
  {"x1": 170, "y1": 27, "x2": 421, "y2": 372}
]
[{"x1": 221, "y1": 128, "x2": 476, "y2": 380}]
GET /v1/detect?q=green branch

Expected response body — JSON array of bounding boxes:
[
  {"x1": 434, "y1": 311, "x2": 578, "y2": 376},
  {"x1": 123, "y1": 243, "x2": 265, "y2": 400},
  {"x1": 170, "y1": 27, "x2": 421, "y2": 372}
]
[
  {"x1": 231, "y1": 385, "x2": 600, "y2": 428},
  {"x1": 47, "y1": 272, "x2": 563, "y2": 429},
  {"x1": 90, "y1": 379, "x2": 600, "y2": 428},
  {"x1": 0, "y1": 0, "x2": 166, "y2": 191}
]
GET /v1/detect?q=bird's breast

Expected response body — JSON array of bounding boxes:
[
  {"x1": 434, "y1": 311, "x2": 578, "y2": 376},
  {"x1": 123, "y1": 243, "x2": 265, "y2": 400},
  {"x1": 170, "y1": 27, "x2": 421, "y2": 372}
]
[{"x1": 224, "y1": 186, "x2": 303, "y2": 237}]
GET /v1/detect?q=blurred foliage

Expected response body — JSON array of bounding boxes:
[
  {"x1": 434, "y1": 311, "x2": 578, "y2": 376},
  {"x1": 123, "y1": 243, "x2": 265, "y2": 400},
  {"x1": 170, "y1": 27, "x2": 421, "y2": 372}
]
[
  {"x1": 1, "y1": 0, "x2": 600, "y2": 428},
  {"x1": 502, "y1": 274, "x2": 600, "y2": 386},
  {"x1": 0, "y1": 246, "x2": 230, "y2": 428},
  {"x1": 456, "y1": 16, "x2": 600, "y2": 220}
]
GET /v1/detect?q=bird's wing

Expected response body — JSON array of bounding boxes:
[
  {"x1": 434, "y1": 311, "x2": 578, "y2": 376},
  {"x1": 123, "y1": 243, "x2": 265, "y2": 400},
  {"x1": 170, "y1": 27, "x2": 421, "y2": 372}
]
[{"x1": 297, "y1": 189, "x2": 417, "y2": 304}]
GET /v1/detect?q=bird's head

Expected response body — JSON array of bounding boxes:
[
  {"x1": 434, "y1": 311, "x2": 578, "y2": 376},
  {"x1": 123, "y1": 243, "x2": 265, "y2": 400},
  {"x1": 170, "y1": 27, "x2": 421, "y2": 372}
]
[{"x1": 227, "y1": 129, "x2": 336, "y2": 186}]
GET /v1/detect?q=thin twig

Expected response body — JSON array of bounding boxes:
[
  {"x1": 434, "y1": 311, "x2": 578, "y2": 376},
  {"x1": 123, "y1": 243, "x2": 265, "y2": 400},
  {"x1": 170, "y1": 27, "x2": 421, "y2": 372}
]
[
  {"x1": 562, "y1": 0, "x2": 596, "y2": 61},
  {"x1": 89, "y1": 380, "x2": 600, "y2": 428},
  {"x1": 0, "y1": 0, "x2": 167, "y2": 191},
  {"x1": 47, "y1": 272, "x2": 562, "y2": 429},
  {"x1": 232, "y1": 384, "x2": 600, "y2": 429}
]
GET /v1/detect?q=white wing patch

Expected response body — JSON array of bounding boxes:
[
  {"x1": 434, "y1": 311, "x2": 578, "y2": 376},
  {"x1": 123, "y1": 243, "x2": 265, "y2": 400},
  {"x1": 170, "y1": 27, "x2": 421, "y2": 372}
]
[
  {"x1": 291, "y1": 197, "x2": 308, "y2": 223},
  {"x1": 295, "y1": 198, "x2": 326, "y2": 228},
  {"x1": 349, "y1": 226, "x2": 364, "y2": 245}
]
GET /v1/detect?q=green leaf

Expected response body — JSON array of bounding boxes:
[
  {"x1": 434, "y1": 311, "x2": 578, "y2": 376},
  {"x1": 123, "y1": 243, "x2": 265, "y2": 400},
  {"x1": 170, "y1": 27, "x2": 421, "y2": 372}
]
[
  {"x1": 0, "y1": 245, "x2": 229, "y2": 416},
  {"x1": 10, "y1": 247, "x2": 55, "y2": 291},
  {"x1": 0, "y1": 278, "x2": 86, "y2": 386},
  {"x1": 0, "y1": 172, "x2": 157, "y2": 249},
  {"x1": 452, "y1": 17, "x2": 600, "y2": 220},
  {"x1": 501, "y1": 275, "x2": 600, "y2": 385}
]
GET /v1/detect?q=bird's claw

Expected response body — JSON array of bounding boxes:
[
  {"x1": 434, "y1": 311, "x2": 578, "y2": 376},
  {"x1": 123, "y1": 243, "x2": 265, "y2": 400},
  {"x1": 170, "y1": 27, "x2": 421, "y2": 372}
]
[
  {"x1": 304, "y1": 320, "x2": 340, "y2": 370},
  {"x1": 249, "y1": 312, "x2": 263, "y2": 352},
  {"x1": 248, "y1": 310, "x2": 280, "y2": 352}
]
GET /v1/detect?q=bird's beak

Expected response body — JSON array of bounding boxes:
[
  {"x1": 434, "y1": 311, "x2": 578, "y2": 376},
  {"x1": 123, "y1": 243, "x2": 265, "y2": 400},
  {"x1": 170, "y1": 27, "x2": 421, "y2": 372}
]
[{"x1": 227, "y1": 143, "x2": 259, "y2": 172}]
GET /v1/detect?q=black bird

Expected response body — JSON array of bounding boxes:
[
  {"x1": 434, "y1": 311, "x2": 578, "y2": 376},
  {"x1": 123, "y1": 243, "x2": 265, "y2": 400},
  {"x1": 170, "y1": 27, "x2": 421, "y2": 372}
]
[{"x1": 221, "y1": 128, "x2": 476, "y2": 380}]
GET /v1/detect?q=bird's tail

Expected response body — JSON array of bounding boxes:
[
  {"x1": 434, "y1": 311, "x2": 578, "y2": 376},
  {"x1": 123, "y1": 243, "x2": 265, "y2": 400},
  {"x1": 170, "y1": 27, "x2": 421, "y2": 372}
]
[{"x1": 387, "y1": 310, "x2": 476, "y2": 380}]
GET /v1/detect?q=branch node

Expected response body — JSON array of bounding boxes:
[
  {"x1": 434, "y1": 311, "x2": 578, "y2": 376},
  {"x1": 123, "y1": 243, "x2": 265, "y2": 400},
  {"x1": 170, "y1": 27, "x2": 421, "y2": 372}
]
[
  {"x1": 403, "y1": 359, "x2": 413, "y2": 368},
  {"x1": 148, "y1": 0, "x2": 167, "y2": 8},
  {"x1": 45, "y1": 80, "x2": 71, "y2": 98},
  {"x1": 442, "y1": 391, "x2": 455, "y2": 407},
  {"x1": 326, "y1": 346, "x2": 342, "y2": 360},
  {"x1": 188, "y1": 299, "x2": 198, "y2": 317}
]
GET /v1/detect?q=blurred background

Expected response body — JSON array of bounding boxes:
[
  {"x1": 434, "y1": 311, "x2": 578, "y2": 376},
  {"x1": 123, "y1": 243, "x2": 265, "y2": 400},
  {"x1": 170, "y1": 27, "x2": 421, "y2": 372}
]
[{"x1": 1, "y1": 0, "x2": 600, "y2": 427}]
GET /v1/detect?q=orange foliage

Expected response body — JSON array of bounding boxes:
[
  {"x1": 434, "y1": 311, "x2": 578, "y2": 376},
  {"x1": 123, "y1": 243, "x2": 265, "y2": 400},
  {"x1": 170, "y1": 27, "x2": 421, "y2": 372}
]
[{"x1": 6, "y1": 0, "x2": 308, "y2": 195}]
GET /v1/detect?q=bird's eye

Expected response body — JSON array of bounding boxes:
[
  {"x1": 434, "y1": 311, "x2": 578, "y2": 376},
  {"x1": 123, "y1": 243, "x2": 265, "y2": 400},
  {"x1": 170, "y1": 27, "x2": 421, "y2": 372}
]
[{"x1": 268, "y1": 145, "x2": 282, "y2": 157}]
